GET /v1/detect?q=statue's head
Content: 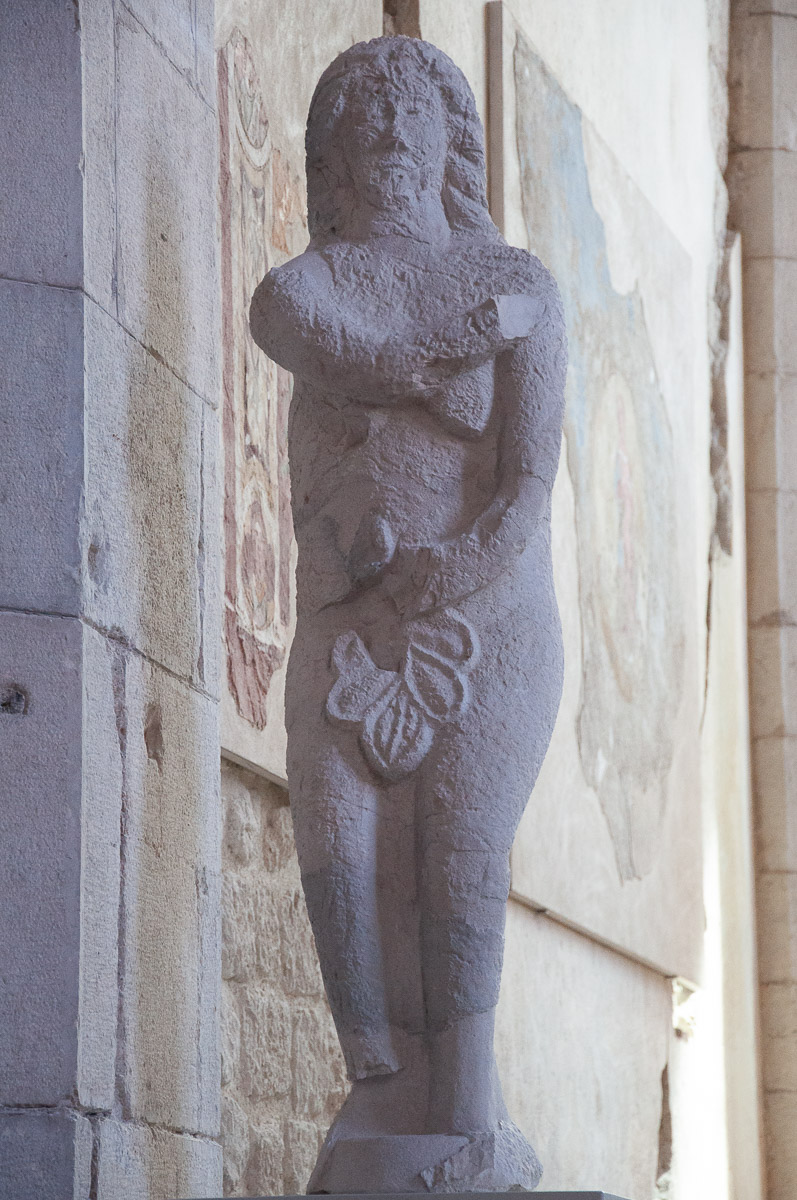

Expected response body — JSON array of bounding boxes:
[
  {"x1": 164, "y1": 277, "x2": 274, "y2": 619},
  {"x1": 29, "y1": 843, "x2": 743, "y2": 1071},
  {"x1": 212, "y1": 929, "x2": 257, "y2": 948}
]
[{"x1": 306, "y1": 36, "x2": 498, "y2": 242}]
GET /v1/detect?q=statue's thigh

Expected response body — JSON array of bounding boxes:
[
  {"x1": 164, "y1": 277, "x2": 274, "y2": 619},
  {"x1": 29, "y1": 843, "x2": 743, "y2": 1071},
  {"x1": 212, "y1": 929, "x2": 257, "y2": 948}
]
[{"x1": 287, "y1": 711, "x2": 384, "y2": 877}]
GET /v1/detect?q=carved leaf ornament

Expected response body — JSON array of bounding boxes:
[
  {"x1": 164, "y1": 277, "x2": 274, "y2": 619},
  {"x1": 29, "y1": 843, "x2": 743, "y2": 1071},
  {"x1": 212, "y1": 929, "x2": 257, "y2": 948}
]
[{"x1": 326, "y1": 611, "x2": 479, "y2": 780}]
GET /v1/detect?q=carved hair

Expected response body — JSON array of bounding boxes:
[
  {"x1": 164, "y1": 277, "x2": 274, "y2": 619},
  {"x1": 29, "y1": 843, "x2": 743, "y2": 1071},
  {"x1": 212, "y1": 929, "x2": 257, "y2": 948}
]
[{"x1": 305, "y1": 36, "x2": 500, "y2": 242}]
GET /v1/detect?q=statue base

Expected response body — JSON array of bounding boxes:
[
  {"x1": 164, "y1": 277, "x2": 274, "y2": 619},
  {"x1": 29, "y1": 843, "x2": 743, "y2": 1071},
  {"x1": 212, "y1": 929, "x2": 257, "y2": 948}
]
[
  {"x1": 306, "y1": 1123, "x2": 543, "y2": 1195},
  {"x1": 199, "y1": 1192, "x2": 631, "y2": 1199}
]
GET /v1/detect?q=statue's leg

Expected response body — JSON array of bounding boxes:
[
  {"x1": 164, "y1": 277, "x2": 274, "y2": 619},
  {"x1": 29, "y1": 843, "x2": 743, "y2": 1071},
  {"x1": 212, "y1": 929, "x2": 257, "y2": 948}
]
[
  {"x1": 289, "y1": 729, "x2": 399, "y2": 1082},
  {"x1": 416, "y1": 738, "x2": 520, "y2": 1135},
  {"x1": 415, "y1": 596, "x2": 563, "y2": 1138}
]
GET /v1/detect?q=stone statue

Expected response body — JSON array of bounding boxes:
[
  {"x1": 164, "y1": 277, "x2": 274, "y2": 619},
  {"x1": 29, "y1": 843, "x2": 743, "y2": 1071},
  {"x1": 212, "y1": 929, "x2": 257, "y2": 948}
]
[{"x1": 250, "y1": 35, "x2": 567, "y2": 1195}]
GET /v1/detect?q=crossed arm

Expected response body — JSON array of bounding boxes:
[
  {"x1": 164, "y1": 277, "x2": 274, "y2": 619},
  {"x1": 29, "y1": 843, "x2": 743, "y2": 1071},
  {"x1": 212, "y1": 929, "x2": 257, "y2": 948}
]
[
  {"x1": 250, "y1": 248, "x2": 567, "y2": 616},
  {"x1": 249, "y1": 249, "x2": 546, "y2": 401}
]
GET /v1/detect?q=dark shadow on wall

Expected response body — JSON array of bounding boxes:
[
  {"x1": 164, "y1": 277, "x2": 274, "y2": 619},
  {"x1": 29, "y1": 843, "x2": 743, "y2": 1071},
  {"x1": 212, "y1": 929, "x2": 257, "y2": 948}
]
[{"x1": 383, "y1": 0, "x2": 421, "y2": 38}]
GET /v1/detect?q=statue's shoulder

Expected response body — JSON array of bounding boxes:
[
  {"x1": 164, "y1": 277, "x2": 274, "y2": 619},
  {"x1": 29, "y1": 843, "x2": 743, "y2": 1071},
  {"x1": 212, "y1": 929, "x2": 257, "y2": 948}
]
[
  {"x1": 475, "y1": 241, "x2": 560, "y2": 299},
  {"x1": 452, "y1": 237, "x2": 560, "y2": 307}
]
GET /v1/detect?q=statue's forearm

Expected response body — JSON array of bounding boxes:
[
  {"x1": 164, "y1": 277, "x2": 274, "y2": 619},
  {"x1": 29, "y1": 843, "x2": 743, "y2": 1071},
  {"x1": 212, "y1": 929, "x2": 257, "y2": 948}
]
[{"x1": 250, "y1": 264, "x2": 542, "y2": 398}]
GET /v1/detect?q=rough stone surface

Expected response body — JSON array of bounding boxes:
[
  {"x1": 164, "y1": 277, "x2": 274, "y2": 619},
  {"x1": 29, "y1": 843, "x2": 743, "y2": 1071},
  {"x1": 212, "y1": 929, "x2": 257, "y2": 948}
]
[
  {"x1": 221, "y1": 762, "x2": 347, "y2": 1197},
  {"x1": 78, "y1": 623, "x2": 123, "y2": 1110},
  {"x1": 96, "y1": 1118, "x2": 222, "y2": 1200},
  {"x1": 115, "y1": 6, "x2": 218, "y2": 402},
  {"x1": 0, "y1": 612, "x2": 82, "y2": 1106},
  {"x1": 0, "y1": 280, "x2": 84, "y2": 616},
  {"x1": 118, "y1": 652, "x2": 221, "y2": 1136},
  {"x1": 82, "y1": 298, "x2": 206, "y2": 684},
  {"x1": 249, "y1": 36, "x2": 566, "y2": 1194},
  {"x1": 0, "y1": 1112, "x2": 92, "y2": 1200},
  {"x1": 0, "y1": 0, "x2": 83, "y2": 287}
]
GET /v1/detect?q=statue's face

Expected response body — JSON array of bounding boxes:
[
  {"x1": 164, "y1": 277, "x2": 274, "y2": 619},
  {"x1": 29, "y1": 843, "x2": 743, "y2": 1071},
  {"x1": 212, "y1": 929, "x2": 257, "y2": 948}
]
[{"x1": 343, "y1": 78, "x2": 446, "y2": 210}]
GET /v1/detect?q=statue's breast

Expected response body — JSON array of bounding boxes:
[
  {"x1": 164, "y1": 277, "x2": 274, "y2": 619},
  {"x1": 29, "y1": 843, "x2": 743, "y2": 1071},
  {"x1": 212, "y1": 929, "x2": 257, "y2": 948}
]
[{"x1": 423, "y1": 360, "x2": 495, "y2": 438}]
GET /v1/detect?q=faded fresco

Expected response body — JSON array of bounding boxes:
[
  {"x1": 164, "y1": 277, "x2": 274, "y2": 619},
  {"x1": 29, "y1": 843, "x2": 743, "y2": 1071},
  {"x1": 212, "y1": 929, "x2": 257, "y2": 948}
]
[
  {"x1": 218, "y1": 30, "x2": 303, "y2": 777},
  {"x1": 506, "y1": 28, "x2": 702, "y2": 978},
  {"x1": 513, "y1": 35, "x2": 685, "y2": 884}
]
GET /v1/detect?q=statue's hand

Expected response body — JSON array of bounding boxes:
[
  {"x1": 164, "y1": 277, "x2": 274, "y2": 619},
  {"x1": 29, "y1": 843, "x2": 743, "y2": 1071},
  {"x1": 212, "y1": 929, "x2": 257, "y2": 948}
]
[
  {"x1": 491, "y1": 293, "x2": 545, "y2": 342},
  {"x1": 383, "y1": 542, "x2": 442, "y2": 619},
  {"x1": 346, "y1": 512, "x2": 397, "y2": 588}
]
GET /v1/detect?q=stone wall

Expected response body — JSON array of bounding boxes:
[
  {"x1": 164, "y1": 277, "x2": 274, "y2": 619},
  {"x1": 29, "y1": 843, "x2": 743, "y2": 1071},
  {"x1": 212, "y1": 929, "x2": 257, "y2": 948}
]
[
  {"x1": 0, "y1": 2, "x2": 222, "y2": 1196},
  {"x1": 220, "y1": 763, "x2": 347, "y2": 1196},
  {"x1": 728, "y1": 3, "x2": 797, "y2": 1198}
]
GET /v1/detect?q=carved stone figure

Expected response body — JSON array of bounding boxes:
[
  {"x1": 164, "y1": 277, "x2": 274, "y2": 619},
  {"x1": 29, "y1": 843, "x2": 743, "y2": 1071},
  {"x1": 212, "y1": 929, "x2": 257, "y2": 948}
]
[{"x1": 250, "y1": 35, "x2": 567, "y2": 1194}]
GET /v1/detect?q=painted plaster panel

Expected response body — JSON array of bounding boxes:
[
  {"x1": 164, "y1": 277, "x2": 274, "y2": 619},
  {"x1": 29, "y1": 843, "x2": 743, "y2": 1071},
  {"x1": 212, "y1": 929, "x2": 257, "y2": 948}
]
[
  {"x1": 216, "y1": 1, "x2": 382, "y2": 781},
  {"x1": 496, "y1": 901, "x2": 669, "y2": 1198},
  {"x1": 505, "y1": 28, "x2": 704, "y2": 981}
]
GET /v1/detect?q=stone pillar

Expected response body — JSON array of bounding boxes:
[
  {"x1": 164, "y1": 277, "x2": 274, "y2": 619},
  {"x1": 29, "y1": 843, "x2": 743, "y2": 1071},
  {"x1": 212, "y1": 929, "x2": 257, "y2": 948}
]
[
  {"x1": 728, "y1": 3, "x2": 797, "y2": 1198},
  {"x1": 0, "y1": 2, "x2": 222, "y2": 1197}
]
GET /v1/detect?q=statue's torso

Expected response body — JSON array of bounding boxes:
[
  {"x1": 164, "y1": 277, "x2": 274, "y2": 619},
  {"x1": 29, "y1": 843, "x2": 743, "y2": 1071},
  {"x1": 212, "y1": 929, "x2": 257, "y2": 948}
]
[{"x1": 285, "y1": 237, "x2": 551, "y2": 609}]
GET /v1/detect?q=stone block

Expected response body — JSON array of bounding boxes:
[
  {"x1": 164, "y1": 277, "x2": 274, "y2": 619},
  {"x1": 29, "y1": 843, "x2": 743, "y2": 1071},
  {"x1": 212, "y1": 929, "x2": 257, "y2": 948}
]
[
  {"x1": 0, "y1": 280, "x2": 83, "y2": 615},
  {"x1": 284, "y1": 1118, "x2": 323, "y2": 1194},
  {"x1": 222, "y1": 874, "x2": 281, "y2": 983},
  {"x1": 200, "y1": 401, "x2": 224, "y2": 699},
  {"x1": 115, "y1": 8, "x2": 218, "y2": 402},
  {"x1": 78, "y1": 624, "x2": 123, "y2": 1109},
  {"x1": 247, "y1": 1117, "x2": 284, "y2": 1196},
  {"x1": 0, "y1": 0, "x2": 82, "y2": 286},
  {"x1": 737, "y1": 0, "x2": 797, "y2": 13},
  {"x1": 729, "y1": 13, "x2": 773, "y2": 151},
  {"x1": 0, "y1": 612, "x2": 82, "y2": 1105},
  {"x1": 263, "y1": 796, "x2": 296, "y2": 873},
  {"x1": 118, "y1": 653, "x2": 220, "y2": 1135},
  {"x1": 753, "y1": 736, "x2": 797, "y2": 872},
  {"x1": 221, "y1": 1092, "x2": 251, "y2": 1194},
  {"x1": 222, "y1": 874, "x2": 257, "y2": 982},
  {"x1": 238, "y1": 984, "x2": 292, "y2": 1101},
  {"x1": 748, "y1": 626, "x2": 797, "y2": 740},
  {"x1": 223, "y1": 770, "x2": 261, "y2": 867},
  {"x1": 122, "y1": 0, "x2": 215, "y2": 107},
  {"x1": 747, "y1": 489, "x2": 797, "y2": 627},
  {"x1": 495, "y1": 903, "x2": 669, "y2": 1198},
  {"x1": 764, "y1": 1091, "x2": 797, "y2": 1200},
  {"x1": 771, "y1": 16, "x2": 797, "y2": 153},
  {"x1": 83, "y1": 299, "x2": 203, "y2": 683},
  {"x1": 280, "y1": 886, "x2": 324, "y2": 996},
  {"x1": 0, "y1": 1111, "x2": 91, "y2": 1200},
  {"x1": 760, "y1": 981, "x2": 797, "y2": 1091},
  {"x1": 292, "y1": 1006, "x2": 347, "y2": 1120},
  {"x1": 745, "y1": 372, "x2": 797, "y2": 493},
  {"x1": 743, "y1": 258, "x2": 797, "y2": 375},
  {"x1": 758, "y1": 870, "x2": 797, "y2": 983},
  {"x1": 729, "y1": 149, "x2": 797, "y2": 260},
  {"x1": 80, "y1": 0, "x2": 117, "y2": 313},
  {"x1": 221, "y1": 980, "x2": 241, "y2": 1088},
  {"x1": 96, "y1": 1118, "x2": 222, "y2": 1200}
]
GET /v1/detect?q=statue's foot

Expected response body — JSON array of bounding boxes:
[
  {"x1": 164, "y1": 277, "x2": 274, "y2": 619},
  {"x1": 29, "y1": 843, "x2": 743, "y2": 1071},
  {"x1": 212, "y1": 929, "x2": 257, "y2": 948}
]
[
  {"x1": 420, "y1": 1119, "x2": 543, "y2": 1192},
  {"x1": 307, "y1": 1121, "x2": 543, "y2": 1194}
]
